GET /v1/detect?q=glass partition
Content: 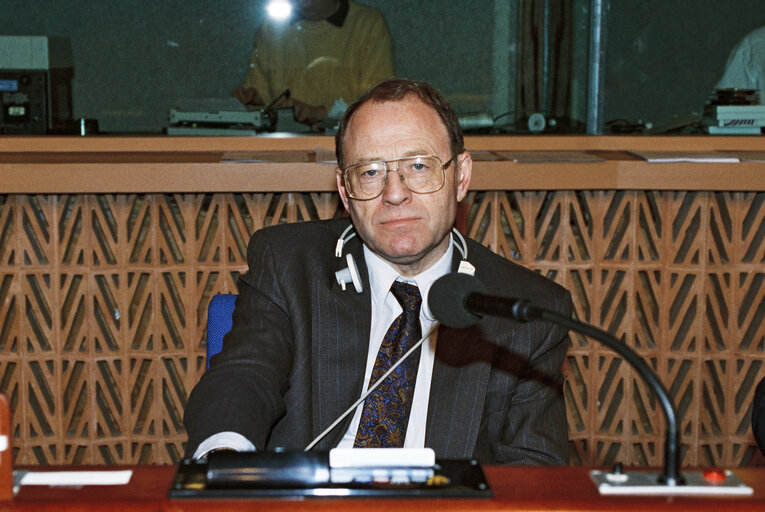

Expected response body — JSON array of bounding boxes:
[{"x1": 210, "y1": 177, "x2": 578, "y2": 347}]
[{"x1": 1, "y1": 0, "x2": 764, "y2": 135}]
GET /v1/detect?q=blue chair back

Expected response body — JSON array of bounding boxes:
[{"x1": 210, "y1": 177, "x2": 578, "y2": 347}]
[
  {"x1": 754, "y1": 377, "x2": 765, "y2": 456},
  {"x1": 206, "y1": 294, "x2": 237, "y2": 369}
]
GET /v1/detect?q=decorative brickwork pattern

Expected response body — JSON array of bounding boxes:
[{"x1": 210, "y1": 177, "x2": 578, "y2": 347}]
[{"x1": 0, "y1": 191, "x2": 762, "y2": 467}]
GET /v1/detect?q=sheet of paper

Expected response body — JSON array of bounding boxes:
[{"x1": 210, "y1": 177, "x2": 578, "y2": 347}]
[
  {"x1": 19, "y1": 470, "x2": 133, "y2": 486},
  {"x1": 469, "y1": 150, "x2": 503, "y2": 161},
  {"x1": 314, "y1": 146, "x2": 337, "y2": 163},
  {"x1": 493, "y1": 150, "x2": 604, "y2": 163},
  {"x1": 629, "y1": 151, "x2": 740, "y2": 163},
  {"x1": 220, "y1": 151, "x2": 311, "y2": 163}
]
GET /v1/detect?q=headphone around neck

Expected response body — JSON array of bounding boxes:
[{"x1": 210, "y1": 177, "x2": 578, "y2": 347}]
[{"x1": 334, "y1": 225, "x2": 475, "y2": 293}]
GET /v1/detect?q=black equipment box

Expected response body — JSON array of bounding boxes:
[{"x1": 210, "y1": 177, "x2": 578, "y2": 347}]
[
  {"x1": 169, "y1": 451, "x2": 492, "y2": 499},
  {"x1": 0, "y1": 36, "x2": 73, "y2": 134}
]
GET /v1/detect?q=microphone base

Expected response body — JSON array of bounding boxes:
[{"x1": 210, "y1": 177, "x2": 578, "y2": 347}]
[
  {"x1": 590, "y1": 468, "x2": 753, "y2": 496},
  {"x1": 170, "y1": 452, "x2": 492, "y2": 499}
]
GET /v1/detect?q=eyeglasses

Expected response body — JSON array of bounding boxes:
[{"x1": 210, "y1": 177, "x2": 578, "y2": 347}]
[{"x1": 342, "y1": 155, "x2": 453, "y2": 200}]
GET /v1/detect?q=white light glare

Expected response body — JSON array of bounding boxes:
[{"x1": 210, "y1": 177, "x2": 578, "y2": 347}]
[{"x1": 266, "y1": 0, "x2": 293, "y2": 21}]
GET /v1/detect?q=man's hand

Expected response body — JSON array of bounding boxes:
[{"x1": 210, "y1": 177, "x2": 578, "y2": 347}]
[
  {"x1": 292, "y1": 100, "x2": 328, "y2": 126},
  {"x1": 232, "y1": 86, "x2": 265, "y2": 106}
]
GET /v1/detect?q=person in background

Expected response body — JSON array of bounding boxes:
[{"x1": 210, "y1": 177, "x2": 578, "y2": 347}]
[
  {"x1": 233, "y1": 0, "x2": 394, "y2": 127},
  {"x1": 716, "y1": 25, "x2": 765, "y2": 102},
  {"x1": 185, "y1": 77, "x2": 572, "y2": 465}
]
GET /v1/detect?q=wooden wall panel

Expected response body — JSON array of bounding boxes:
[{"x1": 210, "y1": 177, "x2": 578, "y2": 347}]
[{"x1": 0, "y1": 190, "x2": 761, "y2": 468}]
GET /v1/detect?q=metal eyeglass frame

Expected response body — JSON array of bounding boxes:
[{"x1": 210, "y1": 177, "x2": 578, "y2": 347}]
[{"x1": 342, "y1": 155, "x2": 454, "y2": 200}]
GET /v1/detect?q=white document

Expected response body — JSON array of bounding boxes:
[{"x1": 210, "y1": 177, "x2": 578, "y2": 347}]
[
  {"x1": 629, "y1": 151, "x2": 740, "y2": 163},
  {"x1": 19, "y1": 470, "x2": 133, "y2": 486}
]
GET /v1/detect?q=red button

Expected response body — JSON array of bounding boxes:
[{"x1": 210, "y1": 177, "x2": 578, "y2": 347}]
[{"x1": 703, "y1": 468, "x2": 727, "y2": 484}]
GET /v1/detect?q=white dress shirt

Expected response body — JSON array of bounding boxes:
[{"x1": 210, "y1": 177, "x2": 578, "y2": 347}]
[{"x1": 335, "y1": 242, "x2": 452, "y2": 448}]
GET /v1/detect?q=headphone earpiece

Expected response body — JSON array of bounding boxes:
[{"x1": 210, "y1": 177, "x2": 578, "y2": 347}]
[
  {"x1": 335, "y1": 226, "x2": 364, "y2": 293},
  {"x1": 335, "y1": 253, "x2": 363, "y2": 293}
]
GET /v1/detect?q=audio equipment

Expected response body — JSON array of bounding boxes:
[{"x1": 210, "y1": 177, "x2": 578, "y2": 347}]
[
  {"x1": 334, "y1": 226, "x2": 474, "y2": 293},
  {"x1": 0, "y1": 36, "x2": 74, "y2": 134},
  {"x1": 527, "y1": 112, "x2": 546, "y2": 132},
  {"x1": 334, "y1": 225, "x2": 362, "y2": 292}
]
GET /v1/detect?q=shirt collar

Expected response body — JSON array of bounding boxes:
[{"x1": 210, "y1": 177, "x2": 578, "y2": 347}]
[
  {"x1": 363, "y1": 236, "x2": 454, "y2": 321},
  {"x1": 325, "y1": 0, "x2": 349, "y2": 27}
]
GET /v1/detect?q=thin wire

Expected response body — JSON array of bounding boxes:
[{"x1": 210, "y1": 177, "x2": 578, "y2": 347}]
[
  {"x1": 304, "y1": 323, "x2": 440, "y2": 451},
  {"x1": 451, "y1": 227, "x2": 468, "y2": 260},
  {"x1": 339, "y1": 224, "x2": 356, "y2": 245}
]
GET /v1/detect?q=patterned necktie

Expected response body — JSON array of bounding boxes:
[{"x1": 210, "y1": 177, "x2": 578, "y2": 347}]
[{"x1": 354, "y1": 281, "x2": 423, "y2": 448}]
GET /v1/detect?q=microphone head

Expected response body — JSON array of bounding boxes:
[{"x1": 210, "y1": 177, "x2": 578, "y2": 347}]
[{"x1": 428, "y1": 272, "x2": 487, "y2": 328}]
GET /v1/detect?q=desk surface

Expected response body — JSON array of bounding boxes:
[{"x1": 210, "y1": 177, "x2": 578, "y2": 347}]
[
  {"x1": 5, "y1": 465, "x2": 765, "y2": 511},
  {"x1": 1, "y1": 136, "x2": 764, "y2": 192}
]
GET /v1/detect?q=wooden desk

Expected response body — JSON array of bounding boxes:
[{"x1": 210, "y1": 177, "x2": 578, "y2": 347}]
[
  {"x1": 1, "y1": 135, "x2": 764, "y2": 193},
  {"x1": 5, "y1": 466, "x2": 765, "y2": 511}
]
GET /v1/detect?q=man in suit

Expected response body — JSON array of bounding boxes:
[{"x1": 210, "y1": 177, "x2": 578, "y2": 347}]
[{"x1": 184, "y1": 77, "x2": 572, "y2": 464}]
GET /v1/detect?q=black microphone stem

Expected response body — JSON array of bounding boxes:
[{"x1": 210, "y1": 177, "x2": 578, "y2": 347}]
[
  {"x1": 264, "y1": 89, "x2": 291, "y2": 112},
  {"x1": 537, "y1": 308, "x2": 682, "y2": 486},
  {"x1": 431, "y1": 272, "x2": 682, "y2": 485}
]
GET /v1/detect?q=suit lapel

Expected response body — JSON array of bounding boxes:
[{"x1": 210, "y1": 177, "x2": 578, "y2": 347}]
[
  {"x1": 426, "y1": 326, "x2": 494, "y2": 458},
  {"x1": 425, "y1": 250, "x2": 495, "y2": 458},
  {"x1": 312, "y1": 235, "x2": 372, "y2": 449}
]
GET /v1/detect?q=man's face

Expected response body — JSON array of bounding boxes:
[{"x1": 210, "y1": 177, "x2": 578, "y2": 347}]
[
  {"x1": 336, "y1": 97, "x2": 472, "y2": 277},
  {"x1": 295, "y1": 0, "x2": 338, "y2": 21}
]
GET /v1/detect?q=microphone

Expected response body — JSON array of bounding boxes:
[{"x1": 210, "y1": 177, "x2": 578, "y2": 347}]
[
  {"x1": 428, "y1": 272, "x2": 683, "y2": 488},
  {"x1": 264, "y1": 88, "x2": 291, "y2": 112},
  {"x1": 428, "y1": 272, "x2": 545, "y2": 327}
]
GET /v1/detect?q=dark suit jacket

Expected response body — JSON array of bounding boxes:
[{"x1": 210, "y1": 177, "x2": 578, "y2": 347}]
[{"x1": 184, "y1": 218, "x2": 572, "y2": 464}]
